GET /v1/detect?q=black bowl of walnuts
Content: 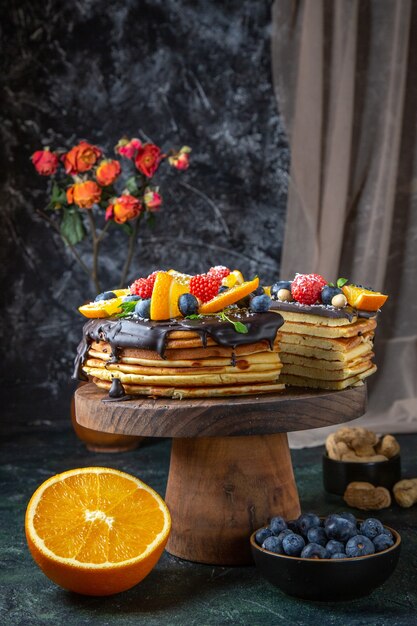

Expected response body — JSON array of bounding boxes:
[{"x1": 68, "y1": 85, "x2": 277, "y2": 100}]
[{"x1": 250, "y1": 512, "x2": 401, "y2": 601}]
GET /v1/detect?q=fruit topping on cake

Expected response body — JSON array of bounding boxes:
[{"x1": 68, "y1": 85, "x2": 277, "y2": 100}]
[
  {"x1": 342, "y1": 284, "x2": 388, "y2": 311},
  {"x1": 198, "y1": 276, "x2": 260, "y2": 314},
  {"x1": 291, "y1": 273, "x2": 327, "y2": 305},
  {"x1": 189, "y1": 273, "x2": 222, "y2": 303}
]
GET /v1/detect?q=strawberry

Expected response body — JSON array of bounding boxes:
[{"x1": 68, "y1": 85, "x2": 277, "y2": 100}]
[
  {"x1": 208, "y1": 266, "x2": 231, "y2": 281},
  {"x1": 291, "y1": 273, "x2": 327, "y2": 305},
  {"x1": 130, "y1": 277, "x2": 153, "y2": 299},
  {"x1": 189, "y1": 273, "x2": 221, "y2": 303}
]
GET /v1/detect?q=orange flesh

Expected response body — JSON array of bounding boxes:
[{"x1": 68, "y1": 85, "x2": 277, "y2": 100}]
[{"x1": 199, "y1": 277, "x2": 260, "y2": 314}]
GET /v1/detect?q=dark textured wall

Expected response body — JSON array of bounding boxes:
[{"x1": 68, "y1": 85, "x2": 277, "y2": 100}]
[{"x1": 0, "y1": 0, "x2": 289, "y2": 403}]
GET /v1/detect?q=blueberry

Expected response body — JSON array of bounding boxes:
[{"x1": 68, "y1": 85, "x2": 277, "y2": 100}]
[
  {"x1": 218, "y1": 285, "x2": 229, "y2": 293},
  {"x1": 359, "y1": 518, "x2": 385, "y2": 540},
  {"x1": 326, "y1": 540, "x2": 345, "y2": 556},
  {"x1": 338, "y1": 512, "x2": 357, "y2": 526},
  {"x1": 331, "y1": 552, "x2": 348, "y2": 559},
  {"x1": 301, "y1": 543, "x2": 329, "y2": 559},
  {"x1": 282, "y1": 533, "x2": 305, "y2": 556},
  {"x1": 255, "y1": 527, "x2": 273, "y2": 546},
  {"x1": 95, "y1": 291, "x2": 117, "y2": 302},
  {"x1": 373, "y1": 533, "x2": 395, "y2": 552},
  {"x1": 269, "y1": 516, "x2": 287, "y2": 535},
  {"x1": 277, "y1": 529, "x2": 294, "y2": 543},
  {"x1": 135, "y1": 298, "x2": 151, "y2": 319},
  {"x1": 325, "y1": 517, "x2": 357, "y2": 542},
  {"x1": 345, "y1": 535, "x2": 375, "y2": 557},
  {"x1": 250, "y1": 295, "x2": 271, "y2": 313},
  {"x1": 122, "y1": 295, "x2": 141, "y2": 302},
  {"x1": 271, "y1": 281, "x2": 292, "y2": 299},
  {"x1": 252, "y1": 286, "x2": 265, "y2": 297},
  {"x1": 297, "y1": 513, "x2": 321, "y2": 536},
  {"x1": 381, "y1": 528, "x2": 394, "y2": 540},
  {"x1": 178, "y1": 293, "x2": 199, "y2": 316},
  {"x1": 307, "y1": 527, "x2": 327, "y2": 547},
  {"x1": 262, "y1": 535, "x2": 284, "y2": 554},
  {"x1": 287, "y1": 520, "x2": 299, "y2": 533},
  {"x1": 321, "y1": 286, "x2": 342, "y2": 305}
]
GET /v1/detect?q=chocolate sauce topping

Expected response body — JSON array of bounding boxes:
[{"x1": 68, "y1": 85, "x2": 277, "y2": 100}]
[
  {"x1": 270, "y1": 300, "x2": 378, "y2": 321},
  {"x1": 73, "y1": 310, "x2": 284, "y2": 381}
]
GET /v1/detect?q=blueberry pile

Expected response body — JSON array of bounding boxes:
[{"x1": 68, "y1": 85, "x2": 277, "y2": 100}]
[{"x1": 255, "y1": 512, "x2": 395, "y2": 559}]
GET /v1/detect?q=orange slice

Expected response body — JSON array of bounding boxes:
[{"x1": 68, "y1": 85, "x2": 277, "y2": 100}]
[
  {"x1": 342, "y1": 284, "x2": 388, "y2": 311},
  {"x1": 150, "y1": 271, "x2": 189, "y2": 320},
  {"x1": 221, "y1": 270, "x2": 244, "y2": 288},
  {"x1": 167, "y1": 269, "x2": 193, "y2": 285},
  {"x1": 199, "y1": 276, "x2": 260, "y2": 314},
  {"x1": 78, "y1": 296, "x2": 124, "y2": 319},
  {"x1": 25, "y1": 467, "x2": 171, "y2": 596}
]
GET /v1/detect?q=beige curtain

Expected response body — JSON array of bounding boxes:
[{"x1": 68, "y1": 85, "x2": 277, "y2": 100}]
[{"x1": 271, "y1": 0, "x2": 417, "y2": 447}]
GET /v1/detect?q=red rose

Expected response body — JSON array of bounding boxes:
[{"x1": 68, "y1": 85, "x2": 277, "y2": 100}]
[
  {"x1": 66, "y1": 181, "x2": 102, "y2": 209},
  {"x1": 116, "y1": 138, "x2": 142, "y2": 159},
  {"x1": 63, "y1": 141, "x2": 102, "y2": 175},
  {"x1": 135, "y1": 143, "x2": 162, "y2": 178},
  {"x1": 144, "y1": 188, "x2": 162, "y2": 211},
  {"x1": 95, "y1": 159, "x2": 121, "y2": 186},
  {"x1": 168, "y1": 146, "x2": 191, "y2": 171},
  {"x1": 31, "y1": 149, "x2": 59, "y2": 175},
  {"x1": 105, "y1": 194, "x2": 142, "y2": 224}
]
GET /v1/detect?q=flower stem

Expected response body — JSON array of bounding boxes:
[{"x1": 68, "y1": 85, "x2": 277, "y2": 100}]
[
  {"x1": 86, "y1": 211, "x2": 101, "y2": 293},
  {"x1": 36, "y1": 208, "x2": 91, "y2": 278},
  {"x1": 119, "y1": 215, "x2": 141, "y2": 287}
]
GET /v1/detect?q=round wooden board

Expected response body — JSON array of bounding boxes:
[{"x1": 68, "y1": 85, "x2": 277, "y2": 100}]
[{"x1": 75, "y1": 383, "x2": 367, "y2": 438}]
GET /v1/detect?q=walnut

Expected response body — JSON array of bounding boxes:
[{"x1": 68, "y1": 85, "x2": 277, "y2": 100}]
[
  {"x1": 393, "y1": 479, "x2": 417, "y2": 508},
  {"x1": 376, "y1": 435, "x2": 400, "y2": 459},
  {"x1": 343, "y1": 482, "x2": 391, "y2": 510},
  {"x1": 341, "y1": 452, "x2": 388, "y2": 463}
]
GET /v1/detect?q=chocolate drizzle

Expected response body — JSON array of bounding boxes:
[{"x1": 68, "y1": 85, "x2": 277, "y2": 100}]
[
  {"x1": 270, "y1": 300, "x2": 378, "y2": 321},
  {"x1": 73, "y1": 310, "x2": 284, "y2": 381}
]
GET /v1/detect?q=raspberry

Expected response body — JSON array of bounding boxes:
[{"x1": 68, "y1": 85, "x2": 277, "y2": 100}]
[
  {"x1": 208, "y1": 266, "x2": 231, "y2": 281},
  {"x1": 130, "y1": 277, "x2": 153, "y2": 299},
  {"x1": 291, "y1": 273, "x2": 327, "y2": 305},
  {"x1": 189, "y1": 273, "x2": 221, "y2": 303}
]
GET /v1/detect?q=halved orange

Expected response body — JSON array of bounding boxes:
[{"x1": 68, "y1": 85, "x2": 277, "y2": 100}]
[
  {"x1": 199, "y1": 276, "x2": 260, "y2": 314},
  {"x1": 342, "y1": 284, "x2": 388, "y2": 311},
  {"x1": 150, "y1": 271, "x2": 189, "y2": 320},
  {"x1": 25, "y1": 467, "x2": 171, "y2": 596},
  {"x1": 78, "y1": 296, "x2": 124, "y2": 319}
]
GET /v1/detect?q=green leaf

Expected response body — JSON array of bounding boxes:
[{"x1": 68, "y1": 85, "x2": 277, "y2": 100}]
[
  {"x1": 125, "y1": 176, "x2": 139, "y2": 195},
  {"x1": 118, "y1": 222, "x2": 134, "y2": 236},
  {"x1": 233, "y1": 321, "x2": 248, "y2": 334},
  {"x1": 185, "y1": 314, "x2": 203, "y2": 320},
  {"x1": 60, "y1": 208, "x2": 86, "y2": 246},
  {"x1": 146, "y1": 212, "x2": 156, "y2": 227},
  {"x1": 116, "y1": 300, "x2": 137, "y2": 318},
  {"x1": 51, "y1": 182, "x2": 67, "y2": 205},
  {"x1": 337, "y1": 277, "x2": 349, "y2": 288}
]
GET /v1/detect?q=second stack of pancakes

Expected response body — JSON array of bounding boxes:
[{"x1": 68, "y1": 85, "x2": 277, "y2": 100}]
[{"x1": 270, "y1": 302, "x2": 377, "y2": 390}]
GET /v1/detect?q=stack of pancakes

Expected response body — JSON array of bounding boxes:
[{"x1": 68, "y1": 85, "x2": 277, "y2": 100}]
[
  {"x1": 270, "y1": 306, "x2": 377, "y2": 390},
  {"x1": 80, "y1": 326, "x2": 284, "y2": 399}
]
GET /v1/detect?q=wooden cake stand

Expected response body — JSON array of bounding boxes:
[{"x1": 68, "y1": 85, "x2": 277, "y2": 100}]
[{"x1": 75, "y1": 383, "x2": 367, "y2": 565}]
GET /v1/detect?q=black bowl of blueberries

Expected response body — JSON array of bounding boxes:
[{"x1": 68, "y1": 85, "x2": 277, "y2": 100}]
[{"x1": 250, "y1": 511, "x2": 401, "y2": 601}]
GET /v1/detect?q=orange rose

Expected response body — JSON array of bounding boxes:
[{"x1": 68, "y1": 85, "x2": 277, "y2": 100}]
[
  {"x1": 105, "y1": 194, "x2": 142, "y2": 224},
  {"x1": 31, "y1": 149, "x2": 59, "y2": 175},
  {"x1": 134, "y1": 144, "x2": 162, "y2": 178},
  {"x1": 63, "y1": 141, "x2": 102, "y2": 175},
  {"x1": 168, "y1": 146, "x2": 191, "y2": 171},
  {"x1": 66, "y1": 181, "x2": 102, "y2": 209},
  {"x1": 95, "y1": 159, "x2": 121, "y2": 186}
]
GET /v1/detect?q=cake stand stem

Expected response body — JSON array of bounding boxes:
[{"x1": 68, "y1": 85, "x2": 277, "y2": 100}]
[{"x1": 165, "y1": 433, "x2": 301, "y2": 565}]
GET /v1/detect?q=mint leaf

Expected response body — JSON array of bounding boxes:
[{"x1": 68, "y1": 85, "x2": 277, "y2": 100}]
[
  {"x1": 60, "y1": 208, "x2": 86, "y2": 246},
  {"x1": 116, "y1": 300, "x2": 137, "y2": 318},
  {"x1": 185, "y1": 314, "x2": 203, "y2": 320},
  {"x1": 233, "y1": 321, "x2": 248, "y2": 334},
  {"x1": 337, "y1": 277, "x2": 349, "y2": 288}
]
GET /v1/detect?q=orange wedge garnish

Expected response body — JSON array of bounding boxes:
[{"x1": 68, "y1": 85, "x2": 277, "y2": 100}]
[
  {"x1": 150, "y1": 271, "x2": 189, "y2": 320},
  {"x1": 221, "y1": 269, "x2": 244, "y2": 288},
  {"x1": 199, "y1": 276, "x2": 260, "y2": 314},
  {"x1": 342, "y1": 284, "x2": 388, "y2": 311},
  {"x1": 78, "y1": 296, "x2": 124, "y2": 319},
  {"x1": 25, "y1": 467, "x2": 171, "y2": 596}
]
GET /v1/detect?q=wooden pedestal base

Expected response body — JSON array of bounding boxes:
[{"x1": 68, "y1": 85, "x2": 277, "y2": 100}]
[{"x1": 165, "y1": 434, "x2": 300, "y2": 565}]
